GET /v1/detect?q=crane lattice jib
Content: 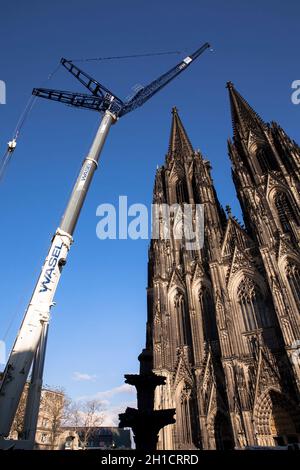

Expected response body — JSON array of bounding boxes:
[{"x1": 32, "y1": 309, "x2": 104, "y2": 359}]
[
  {"x1": 32, "y1": 42, "x2": 210, "y2": 117},
  {"x1": 0, "y1": 41, "x2": 210, "y2": 444}
]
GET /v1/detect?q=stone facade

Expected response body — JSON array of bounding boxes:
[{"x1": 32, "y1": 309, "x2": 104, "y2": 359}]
[
  {"x1": 146, "y1": 83, "x2": 300, "y2": 450},
  {"x1": 35, "y1": 388, "x2": 65, "y2": 449}
]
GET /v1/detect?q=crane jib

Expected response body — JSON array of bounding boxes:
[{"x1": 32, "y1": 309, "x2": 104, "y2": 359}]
[
  {"x1": 0, "y1": 41, "x2": 210, "y2": 446},
  {"x1": 32, "y1": 42, "x2": 210, "y2": 118}
]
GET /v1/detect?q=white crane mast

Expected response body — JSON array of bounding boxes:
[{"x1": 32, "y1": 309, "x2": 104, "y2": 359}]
[
  {"x1": 0, "y1": 43, "x2": 210, "y2": 447},
  {"x1": 0, "y1": 111, "x2": 115, "y2": 439}
]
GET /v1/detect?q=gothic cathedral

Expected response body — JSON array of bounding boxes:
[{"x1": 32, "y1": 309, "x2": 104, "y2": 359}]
[{"x1": 146, "y1": 83, "x2": 300, "y2": 449}]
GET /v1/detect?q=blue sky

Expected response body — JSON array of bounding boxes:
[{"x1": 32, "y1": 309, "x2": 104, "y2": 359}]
[{"x1": 0, "y1": 0, "x2": 299, "y2": 424}]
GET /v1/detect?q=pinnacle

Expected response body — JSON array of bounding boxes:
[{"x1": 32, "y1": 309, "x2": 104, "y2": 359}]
[
  {"x1": 168, "y1": 107, "x2": 194, "y2": 159},
  {"x1": 227, "y1": 82, "x2": 266, "y2": 140}
]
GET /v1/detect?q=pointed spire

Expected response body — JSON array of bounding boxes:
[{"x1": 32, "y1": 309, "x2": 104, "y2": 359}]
[
  {"x1": 226, "y1": 82, "x2": 266, "y2": 140},
  {"x1": 168, "y1": 107, "x2": 194, "y2": 159}
]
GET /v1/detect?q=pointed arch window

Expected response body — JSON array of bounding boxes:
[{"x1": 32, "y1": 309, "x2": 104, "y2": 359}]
[
  {"x1": 176, "y1": 383, "x2": 197, "y2": 446},
  {"x1": 274, "y1": 192, "x2": 298, "y2": 233},
  {"x1": 237, "y1": 278, "x2": 270, "y2": 331},
  {"x1": 199, "y1": 286, "x2": 217, "y2": 340},
  {"x1": 256, "y1": 147, "x2": 278, "y2": 173},
  {"x1": 176, "y1": 179, "x2": 189, "y2": 204},
  {"x1": 285, "y1": 263, "x2": 300, "y2": 307},
  {"x1": 191, "y1": 171, "x2": 200, "y2": 204},
  {"x1": 174, "y1": 291, "x2": 188, "y2": 346}
]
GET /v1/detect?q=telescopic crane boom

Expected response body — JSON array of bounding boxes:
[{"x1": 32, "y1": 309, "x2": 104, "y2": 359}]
[{"x1": 0, "y1": 42, "x2": 210, "y2": 444}]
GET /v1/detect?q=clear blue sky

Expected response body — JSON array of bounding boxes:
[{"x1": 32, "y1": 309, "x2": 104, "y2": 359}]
[{"x1": 0, "y1": 0, "x2": 299, "y2": 424}]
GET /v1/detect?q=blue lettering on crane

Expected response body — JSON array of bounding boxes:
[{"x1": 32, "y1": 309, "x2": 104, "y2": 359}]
[
  {"x1": 39, "y1": 243, "x2": 63, "y2": 292},
  {"x1": 80, "y1": 162, "x2": 92, "y2": 182}
]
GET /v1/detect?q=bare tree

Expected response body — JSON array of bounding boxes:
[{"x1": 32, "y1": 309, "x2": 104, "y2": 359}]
[{"x1": 66, "y1": 399, "x2": 104, "y2": 449}]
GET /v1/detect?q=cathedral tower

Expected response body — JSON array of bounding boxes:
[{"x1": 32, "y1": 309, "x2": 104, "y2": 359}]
[{"x1": 146, "y1": 90, "x2": 300, "y2": 449}]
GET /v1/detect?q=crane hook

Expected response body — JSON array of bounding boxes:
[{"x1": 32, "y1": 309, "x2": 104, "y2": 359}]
[{"x1": 7, "y1": 139, "x2": 17, "y2": 153}]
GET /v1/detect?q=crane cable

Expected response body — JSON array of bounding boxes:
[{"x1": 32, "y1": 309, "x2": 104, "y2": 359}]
[
  {"x1": 68, "y1": 50, "x2": 182, "y2": 62},
  {"x1": 0, "y1": 63, "x2": 63, "y2": 337},
  {"x1": 0, "y1": 51, "x2": 181, "y2": 181},
  {"x1": 0, "y1": 63, "x2": 61, "y2": 183},
  {"x1": 69, "y1": 47, "x2": 215, "y2": 62},
  {"x1": 0, "y1": 47, "x2": 214, "y2": 182}
]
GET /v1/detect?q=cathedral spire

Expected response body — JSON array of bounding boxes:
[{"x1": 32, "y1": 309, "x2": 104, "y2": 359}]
[
  {"x1": 227, "y1": 82, "x2": 266, "y2": 140},
  {"x1": 168, "y1": 107, "x2": 194, "y2": 159}
]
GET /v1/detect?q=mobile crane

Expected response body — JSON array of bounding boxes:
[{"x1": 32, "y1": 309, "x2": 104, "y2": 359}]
[{"x1": 0, "y1": 42, "x2": 210, "y2": 448}]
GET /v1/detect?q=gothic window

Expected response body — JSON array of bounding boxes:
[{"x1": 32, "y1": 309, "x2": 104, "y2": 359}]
[
  {"x1": 192, "y1": 170, "x2": 201, "y2": 203},
  {"x1": 40, "y1": 433, "x2": 48, "y2": 443},
  {"x1": 176, "y1": 179, "x2": 189, "y2": 204},
  {"x1": 285, "y1": 263, "x2": 300, "y2": 307},
  {"x1": 177, "y1": 384, "x2": 194, "y2": 445},
  {"x1": 256, "y1": 147, "x2": 278, "y2": 173},
  {"x1": 274, "y1": 192, "x2": 298, "y2": 233},
  {"x1": 199, "y1": 286, "x2": 217, "y2": 340},
  {"x1": 174, "y1": 291, "x2": 187, "y2": 346},
  {"x1": 237, "y1": 278, "x2": 270, "y2": 332},
  {"x1": 214, "y1": 412, "x2": 234, "y2": 450}
]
